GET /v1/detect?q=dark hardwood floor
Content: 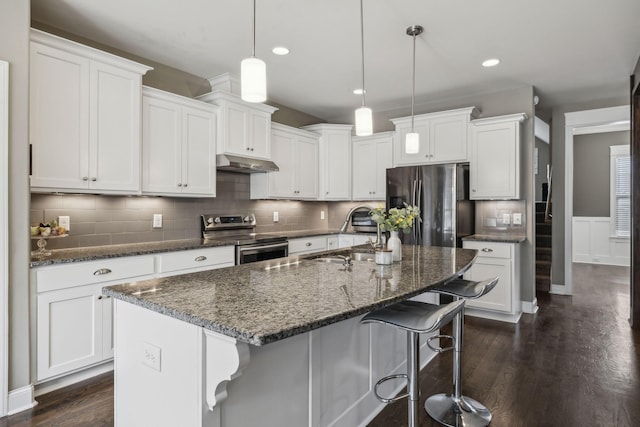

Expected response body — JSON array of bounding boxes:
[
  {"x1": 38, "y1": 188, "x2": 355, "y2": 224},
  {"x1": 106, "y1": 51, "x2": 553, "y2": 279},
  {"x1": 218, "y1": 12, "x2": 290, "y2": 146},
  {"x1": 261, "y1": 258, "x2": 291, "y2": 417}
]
[{"x1": 1, "y1": 264, "x2": 638, "y2": 426}]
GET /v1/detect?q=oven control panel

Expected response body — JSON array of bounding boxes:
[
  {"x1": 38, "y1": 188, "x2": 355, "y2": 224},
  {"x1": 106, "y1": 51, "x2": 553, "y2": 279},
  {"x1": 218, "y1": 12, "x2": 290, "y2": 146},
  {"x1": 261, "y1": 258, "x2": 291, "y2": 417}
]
[{"x1": 201, "y1": 213, "x2": 256, "y2": 232}]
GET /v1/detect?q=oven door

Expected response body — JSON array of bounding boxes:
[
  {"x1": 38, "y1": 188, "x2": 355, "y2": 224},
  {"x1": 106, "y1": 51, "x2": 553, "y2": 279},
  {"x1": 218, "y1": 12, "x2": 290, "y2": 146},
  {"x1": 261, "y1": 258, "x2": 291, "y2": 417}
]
[{"x1": 236, "y1": 241, "x2": 289, "y2": 265}]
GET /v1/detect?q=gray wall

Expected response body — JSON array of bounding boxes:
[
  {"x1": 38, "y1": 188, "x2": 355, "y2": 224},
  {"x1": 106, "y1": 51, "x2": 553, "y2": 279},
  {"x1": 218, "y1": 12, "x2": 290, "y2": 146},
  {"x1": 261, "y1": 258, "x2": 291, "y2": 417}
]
[
  {"x1": 573, "y1": 131, "x2": 629, "y2": 217},
  {"x1": 550, "y1": 98, "x2": 629, "y2": 289},
  {"x1": 2, "y1": 0, "x2": 31, "y2": 393},
  {"x1": 535, "y1": 138, "x2": 550, "y2": 201}
]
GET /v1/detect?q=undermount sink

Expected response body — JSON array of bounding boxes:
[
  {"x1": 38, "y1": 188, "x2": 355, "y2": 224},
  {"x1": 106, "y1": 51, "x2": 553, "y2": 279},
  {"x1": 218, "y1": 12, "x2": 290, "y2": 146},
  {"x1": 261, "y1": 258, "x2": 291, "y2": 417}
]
[{"x1": 314, "y1": 252, "x2": 376, "y2": 264}]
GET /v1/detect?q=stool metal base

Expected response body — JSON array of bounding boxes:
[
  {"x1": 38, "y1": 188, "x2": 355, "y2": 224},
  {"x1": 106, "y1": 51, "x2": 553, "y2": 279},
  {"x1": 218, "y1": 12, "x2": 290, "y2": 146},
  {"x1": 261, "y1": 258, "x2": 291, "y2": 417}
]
[{"x1": 425, "y1": 393, "x2": 491, "y2": 427}]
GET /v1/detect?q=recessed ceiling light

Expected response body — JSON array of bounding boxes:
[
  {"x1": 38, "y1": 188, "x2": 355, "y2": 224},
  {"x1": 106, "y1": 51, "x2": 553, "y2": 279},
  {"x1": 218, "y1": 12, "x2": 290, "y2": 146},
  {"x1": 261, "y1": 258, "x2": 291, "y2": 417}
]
[
  {"x1": 353, "y1": 88, "x2": 367, "y2": 95},
  {"x1": 272, "y1": 46, "x2": 290, "y2": 56},
  {"x1": 482, "y1": 58, "x2": 500, "y2": 67}
]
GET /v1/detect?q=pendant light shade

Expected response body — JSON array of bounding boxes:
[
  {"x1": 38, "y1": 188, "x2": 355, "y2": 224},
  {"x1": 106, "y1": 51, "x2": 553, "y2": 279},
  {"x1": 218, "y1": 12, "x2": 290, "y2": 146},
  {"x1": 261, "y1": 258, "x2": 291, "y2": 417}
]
[
  {"x1": 355, "y1": 106, "x2": 373, "y2": 136},
  {"x1": 241, "y1": 57, "x2": 266, "y2": 103},
  {"x1": 354, "y1": 0, "x2": 373, "y2": 136},
  {"x1": 405, "y1": 25, "x2": 423, "y2": 154},
  {"x1": 241, "y1": 0, "x2": 266, "y2": 103}
]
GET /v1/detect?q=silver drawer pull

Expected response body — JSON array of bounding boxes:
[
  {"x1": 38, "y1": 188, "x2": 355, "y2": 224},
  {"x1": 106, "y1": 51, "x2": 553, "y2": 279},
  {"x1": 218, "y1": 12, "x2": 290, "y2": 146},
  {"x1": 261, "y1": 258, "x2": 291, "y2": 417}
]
[
  {"x1": 194, "y1": 256, "x2": 207, "y2": 262},
  {"x1": 305, "y1": 242, "x2": 312, "y2": 247},
  {"x1": 93, "y1": 268, "x2": 112, "y2": 276},
  {"x1": 481, "y1": 248, "x2": 494, "y2": 253}
]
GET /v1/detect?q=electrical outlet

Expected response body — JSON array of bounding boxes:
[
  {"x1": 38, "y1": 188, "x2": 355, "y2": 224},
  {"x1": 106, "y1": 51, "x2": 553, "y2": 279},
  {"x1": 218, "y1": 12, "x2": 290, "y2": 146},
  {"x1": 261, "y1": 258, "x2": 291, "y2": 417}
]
[
  {"x1": 502, "y1": 213, "x2": 511, "y2": 225},
  {"x1": 273, "y1": 211, "x2": 279, "y2": 222},
  {"x1": 153, "y1": 214, "x2": 163, "y2": 229},
  {"x1": 320, "y1": 210, "x2": 325, "y2": 220},
  {"x1": 58, "y1": 216, "x2": 70, "y2": 230},
  {"x1": 513, "y1": 213, "x2": 522, "y2": 225},
  {"x1": 141, "y1": 342, "x2": 161, "y2": 371}
]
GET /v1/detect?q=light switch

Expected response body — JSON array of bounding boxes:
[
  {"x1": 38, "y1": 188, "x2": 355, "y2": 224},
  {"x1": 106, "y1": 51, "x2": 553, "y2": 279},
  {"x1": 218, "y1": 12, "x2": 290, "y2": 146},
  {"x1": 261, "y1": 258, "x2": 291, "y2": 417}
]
[
  {"x1": 153, "y1": 214, "x2": 163, "y2": 229},
  {"x1": 513, "y1": 213, "x2": 522, "y2": 225},
  {"x1": 273, "y1": 211, "x2": 279, "y2": 222},
  {"x1": 502, "y1": 213, "x2": 511, "y2": 225}
]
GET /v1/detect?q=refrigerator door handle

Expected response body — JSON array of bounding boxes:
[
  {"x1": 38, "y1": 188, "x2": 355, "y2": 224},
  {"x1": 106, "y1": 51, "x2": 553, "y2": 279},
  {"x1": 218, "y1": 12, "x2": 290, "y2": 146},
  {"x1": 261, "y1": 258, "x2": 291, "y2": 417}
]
[
  {"x1": 416, "y1": 179, "x2": 423, "y2": 243},
  {"x1": 411, "y1": 179, "x2": 417, "y2": 207}
]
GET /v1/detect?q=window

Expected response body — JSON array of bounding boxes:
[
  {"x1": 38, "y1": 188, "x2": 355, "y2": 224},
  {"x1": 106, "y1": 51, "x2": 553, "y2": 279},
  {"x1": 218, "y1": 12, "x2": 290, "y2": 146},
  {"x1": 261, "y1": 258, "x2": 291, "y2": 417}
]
[{"x1": 610, "y1": 145, "x2": 630, "y2": 237}]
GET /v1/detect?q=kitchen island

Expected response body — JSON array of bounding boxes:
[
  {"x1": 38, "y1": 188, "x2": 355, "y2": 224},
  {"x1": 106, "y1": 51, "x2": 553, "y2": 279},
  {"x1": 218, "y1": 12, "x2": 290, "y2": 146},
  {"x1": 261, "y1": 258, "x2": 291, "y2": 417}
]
[{"x1": 103, "y1": 245, "x2": 477, "y2": 427}]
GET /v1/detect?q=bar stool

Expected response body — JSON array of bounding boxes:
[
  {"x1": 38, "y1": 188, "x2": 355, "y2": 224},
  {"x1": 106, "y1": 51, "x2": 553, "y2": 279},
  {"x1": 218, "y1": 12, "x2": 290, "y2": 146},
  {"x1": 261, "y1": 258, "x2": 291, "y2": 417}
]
[
  {"x1": 361, "y1": 299, "x2": 465, "y2": 427},
  {"x1": 424, "y1": 277, "x2": 499, "y2": 427}
]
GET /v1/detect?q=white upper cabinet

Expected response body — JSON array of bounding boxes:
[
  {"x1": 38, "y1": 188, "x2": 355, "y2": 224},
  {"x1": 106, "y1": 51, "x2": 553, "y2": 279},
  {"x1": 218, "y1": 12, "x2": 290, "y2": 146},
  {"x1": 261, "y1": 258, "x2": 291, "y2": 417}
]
[
  {"x1": 391, "y1": 107, "x2": 478, "y2": 166},
  {"x1": 29, "y1": 30, "x2": 152, "y2": 194},
  {"x1": 250, "y1": 123, "x2": 319, "y2": 199},
  {"x1": 198, "y1": 91, "x2": 277, "y2": 160},
  {"x1": 352, "y1": 132, "x2": 394, "y2": 201},
  {"x1": 142, "y1": 87, "x2": 217, "y2": 197},
  {"x1": 469, "y1": 113, "x2": 526, "y2": 200},
  {"x1": 302, "y1": 124, "x2": 353, "y2": 201}
]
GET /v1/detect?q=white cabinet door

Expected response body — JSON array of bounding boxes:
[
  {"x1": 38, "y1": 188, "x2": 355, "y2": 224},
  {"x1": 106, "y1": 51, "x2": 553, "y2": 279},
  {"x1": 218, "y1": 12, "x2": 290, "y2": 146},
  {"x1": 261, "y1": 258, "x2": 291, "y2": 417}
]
[
  {"x1": 30, "y1": 42, "x2": 90, "y2": 190},
  {"x1": 37, "y1": 284, "x2": 103, "y2": 380},
  {"x1": 181, "y1": 105, "x2": 216, "y2": 196},
  {"x1": 353, "y1": 132, "x2": 393, "y2": 201},
  {"x1": 303, "y1": 124, "x2": 352, "y2": 200},
  {"x1": 90, "y1": 61, "x2": 142, "y2": 193},
  {"x1": 469, "y1": 114, "x2": 525, "y2": 200},
  {"x1": 296, "y1": 134, "x2": 319, "y2": 199},
  {"x1": 463, "y1": 256, "x2": 512, "y2": 312},
  {"x1": 249, "y1": 110, "x2": 271, "y2": 159},
  {"x1": 430, "y1": 114, "x2": 469, "y2": 163},
  {"x1": 268, "y1": 129, "x2": 297, "y2": 197},
  {"x1": 142, "y1": 87, "x2": 216, "y2": 197},
  {"x1": 142, "y1": 94, "x2": 182, "y2": 194}
]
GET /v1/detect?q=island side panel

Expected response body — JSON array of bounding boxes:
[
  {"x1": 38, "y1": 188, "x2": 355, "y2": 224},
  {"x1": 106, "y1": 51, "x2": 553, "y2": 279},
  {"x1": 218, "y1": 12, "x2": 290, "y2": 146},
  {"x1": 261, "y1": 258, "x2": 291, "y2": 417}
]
[{"x1": 114, "y1": 300, "x2": 205, "y2": 427}]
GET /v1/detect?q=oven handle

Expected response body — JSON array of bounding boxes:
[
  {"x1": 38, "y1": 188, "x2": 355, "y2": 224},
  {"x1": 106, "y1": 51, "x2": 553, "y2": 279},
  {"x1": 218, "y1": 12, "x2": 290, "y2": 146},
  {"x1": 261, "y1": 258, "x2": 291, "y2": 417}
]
[{"x1": 238, "y1": 241, "x2": 289, "y2": 256}]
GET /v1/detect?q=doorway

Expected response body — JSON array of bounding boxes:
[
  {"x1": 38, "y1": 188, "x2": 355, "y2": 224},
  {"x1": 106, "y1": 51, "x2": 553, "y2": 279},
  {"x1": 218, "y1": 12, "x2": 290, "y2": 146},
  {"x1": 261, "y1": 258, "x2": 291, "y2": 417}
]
[{"x1": 563, "y1": 106, "x2": 630, "y2": 296}]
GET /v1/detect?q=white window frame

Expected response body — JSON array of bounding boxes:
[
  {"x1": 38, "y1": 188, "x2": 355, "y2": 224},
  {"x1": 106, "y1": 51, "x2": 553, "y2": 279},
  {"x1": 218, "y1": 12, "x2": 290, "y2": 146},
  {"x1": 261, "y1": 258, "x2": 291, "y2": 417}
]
[{"x1": 610, "y1": 144, "x2": 630, "y2": 238}]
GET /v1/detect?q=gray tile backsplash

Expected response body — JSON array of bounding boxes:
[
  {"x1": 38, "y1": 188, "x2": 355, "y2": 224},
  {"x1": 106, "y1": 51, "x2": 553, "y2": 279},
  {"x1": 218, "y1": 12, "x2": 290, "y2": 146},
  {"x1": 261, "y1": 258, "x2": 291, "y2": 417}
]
[
  {"x1": 475, "y1": 200, "x2": 527, "y2": 234},
  {"x1": 31, "y1": 172, "x2": 375, "y2": 250}
]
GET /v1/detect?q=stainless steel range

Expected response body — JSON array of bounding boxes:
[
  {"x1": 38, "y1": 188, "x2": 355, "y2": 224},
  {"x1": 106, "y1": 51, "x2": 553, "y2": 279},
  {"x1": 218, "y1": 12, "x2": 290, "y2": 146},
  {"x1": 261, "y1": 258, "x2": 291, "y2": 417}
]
[{"x1": 201, "y1": 213, "x2": 288, "y2": 265}]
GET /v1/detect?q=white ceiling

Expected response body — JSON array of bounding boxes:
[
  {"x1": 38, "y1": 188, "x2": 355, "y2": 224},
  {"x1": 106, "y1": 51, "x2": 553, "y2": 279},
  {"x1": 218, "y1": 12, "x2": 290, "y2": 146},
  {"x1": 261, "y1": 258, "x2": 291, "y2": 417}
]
[{"x1": 31, "y1": 0, "x2": 640, "y2": 123}]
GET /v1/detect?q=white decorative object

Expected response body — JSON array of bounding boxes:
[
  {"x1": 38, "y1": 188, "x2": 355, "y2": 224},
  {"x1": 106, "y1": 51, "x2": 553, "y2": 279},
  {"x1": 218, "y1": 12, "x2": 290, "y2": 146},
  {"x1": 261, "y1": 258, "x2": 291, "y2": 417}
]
[{"x1": 387, "y1": 231, "x2": 402, "y2": 262}]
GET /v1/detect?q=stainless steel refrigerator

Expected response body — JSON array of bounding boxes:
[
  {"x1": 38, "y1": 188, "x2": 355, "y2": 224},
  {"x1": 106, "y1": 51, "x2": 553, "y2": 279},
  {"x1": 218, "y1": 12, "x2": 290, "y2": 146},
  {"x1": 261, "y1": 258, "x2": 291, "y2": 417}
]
[{"x1": 386, "y1": 163, "x2": 474, "y2": 248}]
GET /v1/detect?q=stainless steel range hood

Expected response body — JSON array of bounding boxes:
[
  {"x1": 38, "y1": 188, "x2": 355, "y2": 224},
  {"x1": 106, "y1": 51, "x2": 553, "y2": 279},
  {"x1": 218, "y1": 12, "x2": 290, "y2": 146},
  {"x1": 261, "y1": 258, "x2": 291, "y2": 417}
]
[{"x1": 216, "y1": 154, "x2": 279, "y2": 173}]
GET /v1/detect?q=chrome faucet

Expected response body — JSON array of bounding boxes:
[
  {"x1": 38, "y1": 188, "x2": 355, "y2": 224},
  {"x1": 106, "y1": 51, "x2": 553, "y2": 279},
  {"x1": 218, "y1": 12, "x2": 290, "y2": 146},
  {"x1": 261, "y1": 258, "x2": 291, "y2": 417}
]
[{"x1": 339, "y1": 204, "x2": 373, "y2": 233}]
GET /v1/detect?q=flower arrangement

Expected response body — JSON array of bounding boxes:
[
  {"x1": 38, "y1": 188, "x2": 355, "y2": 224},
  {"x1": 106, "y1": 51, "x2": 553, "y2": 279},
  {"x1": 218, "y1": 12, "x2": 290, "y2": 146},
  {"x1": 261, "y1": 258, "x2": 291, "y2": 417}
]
[{"x1": 369, "y1": 203, "x2": 421, "y2": 233}]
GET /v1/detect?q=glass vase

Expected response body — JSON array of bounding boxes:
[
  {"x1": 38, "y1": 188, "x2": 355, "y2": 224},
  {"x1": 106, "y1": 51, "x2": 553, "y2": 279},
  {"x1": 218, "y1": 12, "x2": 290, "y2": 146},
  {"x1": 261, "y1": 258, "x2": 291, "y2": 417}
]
[{"x1": 387, "y1": 230, "x2": 402, "y2": 262}]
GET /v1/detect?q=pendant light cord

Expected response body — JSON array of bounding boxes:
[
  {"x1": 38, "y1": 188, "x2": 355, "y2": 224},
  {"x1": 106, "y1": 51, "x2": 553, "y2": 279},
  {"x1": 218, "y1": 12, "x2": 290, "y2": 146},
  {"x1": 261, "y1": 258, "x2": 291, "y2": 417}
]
[
  {"x1": 252, "y1": 0, "x2": 256, "y2": 58},
  {"x1": 411, "y1": 30, "x2": 416, "y2": 132},
  {"x1": 360, "y1": 0, "x2": 366, "y2": 107}
]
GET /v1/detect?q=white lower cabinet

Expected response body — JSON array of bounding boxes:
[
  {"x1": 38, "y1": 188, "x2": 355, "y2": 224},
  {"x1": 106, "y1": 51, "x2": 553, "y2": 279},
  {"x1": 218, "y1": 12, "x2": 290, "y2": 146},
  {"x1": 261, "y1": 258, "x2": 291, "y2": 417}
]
[
  {"x1": 338, "y1": 233, "x2": 377, "y2": 248},
  {"x1": 32, "y1": 246, "x2": 235, "y2": 384},
  {"x1": 462, "y1": 240, "x2": 521, "y2": 323},
  {"x1": 32, "y1": 256, "x2": 156, "y2": 381}
]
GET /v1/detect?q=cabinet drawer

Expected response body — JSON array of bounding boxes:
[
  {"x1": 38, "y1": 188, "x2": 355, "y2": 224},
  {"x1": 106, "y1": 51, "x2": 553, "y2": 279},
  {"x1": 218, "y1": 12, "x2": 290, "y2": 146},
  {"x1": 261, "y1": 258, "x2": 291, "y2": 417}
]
[
  {"x1": 157, "y1": 246, "x2": 234, "y2": 274},
  {"x1": 289, "y1": 236, "x2": 328, "y2": 254},
  {"x1": 36, "y1": 256, "x2": 155, "y2": 293},
  {"x1": 463, "y1": 241, "x2": 511, "y2": 259}
]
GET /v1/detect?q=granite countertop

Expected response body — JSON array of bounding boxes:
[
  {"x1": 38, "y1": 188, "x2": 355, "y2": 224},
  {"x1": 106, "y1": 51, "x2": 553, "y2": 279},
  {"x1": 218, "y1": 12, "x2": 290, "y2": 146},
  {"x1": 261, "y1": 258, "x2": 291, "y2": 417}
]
[
  {"x1": 462, "y1": 234, "x2": 526, "y2": 243},
  {"x1": 103, "y1": 245, "x2": 477, "y2": 346},
  {"x1": 29, "y1": 229, "x2": 376, "y2": 268}
]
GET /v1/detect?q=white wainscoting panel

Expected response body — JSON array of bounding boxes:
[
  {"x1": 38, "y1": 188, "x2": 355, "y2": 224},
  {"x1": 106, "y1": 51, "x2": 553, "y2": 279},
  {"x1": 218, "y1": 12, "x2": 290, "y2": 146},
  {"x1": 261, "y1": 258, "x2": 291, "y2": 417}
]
[{"x1": 572, "y1": 217, "x2": 630, "y2": 266}]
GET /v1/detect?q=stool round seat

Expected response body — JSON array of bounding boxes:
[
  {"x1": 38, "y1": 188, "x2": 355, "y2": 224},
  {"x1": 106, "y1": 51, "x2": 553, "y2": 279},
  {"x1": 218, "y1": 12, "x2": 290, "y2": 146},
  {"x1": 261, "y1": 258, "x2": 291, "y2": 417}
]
[
  {"x1": 425, "y1": 276, "x2": 499, "y2": 427},
  {"x1": 361, "y1": 299, "x2": 465, "y2": 334},
  {"x1": 361, "y1": 299, "x2": 465, "y2": 427}
]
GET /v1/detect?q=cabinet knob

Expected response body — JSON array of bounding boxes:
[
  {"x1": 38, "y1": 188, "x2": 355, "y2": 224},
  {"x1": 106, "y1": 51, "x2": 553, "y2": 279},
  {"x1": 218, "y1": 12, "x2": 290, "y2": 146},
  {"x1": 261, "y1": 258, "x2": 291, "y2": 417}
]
[
  {"x1": 82, "y1": 177, "x2": 89, "y2": 181},
  {"x1": 91, "y1": 177, "x2": 97, "y2": 182},
  {"x1": 472, "y1": 189, "x2": 476, "y2": 192},
  {"x1": 305, "y1": 242, "x2": 312, "y2": 247},
  {"x1": 98, "y1": 295, "x2": 103, "y2": 300},
  {"x1": 183, "y1": 183, "x2": 188, "y2": 188},
  {"x1": 481, "y1": 248, "x2": 494, "y2": 253},
  {"x1": 194, "y1": 256, "x2": 207, "y2": 262},
  {"x1": 250, "y1": 148, "x2": 254, "y2": 151},
  {"x1": 93, "y1": 268, "x2": 112, "y2": 276},
  {"x1": 178, "y1": 183, "x2": 182, "y2": 187},
  {"x1": 246, "y1": 147, "x2": 250, "y2": 151}
]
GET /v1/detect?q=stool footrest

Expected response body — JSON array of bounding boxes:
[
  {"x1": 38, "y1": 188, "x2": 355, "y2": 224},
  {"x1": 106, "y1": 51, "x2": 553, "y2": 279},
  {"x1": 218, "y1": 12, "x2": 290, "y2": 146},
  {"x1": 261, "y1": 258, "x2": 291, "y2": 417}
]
[
  {"x1": 426, "y1": 334, "x2": 455, "y2": 353},
  {"x1": 374, "y1": 373, "x2": 409, "y2": 403}
]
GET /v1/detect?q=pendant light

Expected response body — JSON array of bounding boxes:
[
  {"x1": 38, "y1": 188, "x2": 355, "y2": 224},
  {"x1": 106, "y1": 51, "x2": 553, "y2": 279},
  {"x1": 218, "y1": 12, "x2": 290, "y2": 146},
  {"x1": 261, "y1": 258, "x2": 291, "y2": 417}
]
[
  {"x1": 355, "y1": 0, "x2": 373, "y2": 136},
  {"x1": 405, "y1": 25, "x2": 423, "y2": 154},
  {"x1": 241, "y1": 0, "x2": 266, "y2": 103}
]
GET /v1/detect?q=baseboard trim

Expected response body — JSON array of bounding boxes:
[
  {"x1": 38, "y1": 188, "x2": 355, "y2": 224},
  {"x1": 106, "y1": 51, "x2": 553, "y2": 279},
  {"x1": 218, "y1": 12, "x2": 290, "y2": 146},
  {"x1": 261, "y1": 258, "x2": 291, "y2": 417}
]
[
  {"x1": 35, "y1": 361, "x2": 114, "y2": 397},
  {"x1": 464, "y1": 308, "x2": 522, "y2": 324},
  {"x1": 521, "y1": 298, "x2": 539, "y2": 314},
  {"x1": 7, "y1": 384, "x2": 37, "y2": 415},
  {"x1": 550, "y1": 284, "x2": 568, "y2": 295}
]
